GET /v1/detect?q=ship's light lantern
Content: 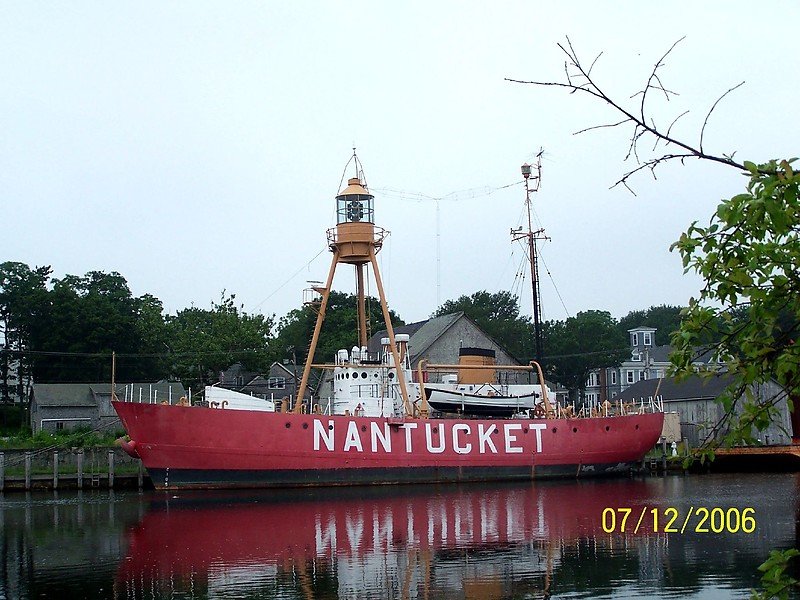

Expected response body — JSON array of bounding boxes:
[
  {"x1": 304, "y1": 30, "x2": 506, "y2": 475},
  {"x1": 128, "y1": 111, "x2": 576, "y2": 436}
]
[{"x1": 336, "y1": 177, "x2": 374, "y2": 225}]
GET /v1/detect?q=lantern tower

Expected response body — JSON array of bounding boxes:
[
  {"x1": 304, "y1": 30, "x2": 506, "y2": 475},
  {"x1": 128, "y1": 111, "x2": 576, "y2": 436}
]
[{"x1": 294, "y1": 153, "x2": 412, "y2": 414}]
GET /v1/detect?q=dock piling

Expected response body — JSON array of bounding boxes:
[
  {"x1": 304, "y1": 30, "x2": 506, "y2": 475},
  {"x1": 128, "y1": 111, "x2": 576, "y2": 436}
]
[
  {"x1": 53, "y1": 451, "x2": 59, "y2": 490},
  {"x1": 77, "y1": 450, "x2": 84, "y2": 489},
  {"x1": 24, "y1": 452, "x2": 31, "y2": 490}
]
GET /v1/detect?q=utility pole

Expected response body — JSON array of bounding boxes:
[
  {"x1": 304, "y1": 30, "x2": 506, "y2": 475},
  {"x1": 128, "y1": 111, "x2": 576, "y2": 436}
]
[{"x1": 511, "y1": 153, "x2": 549, "y2": 366}]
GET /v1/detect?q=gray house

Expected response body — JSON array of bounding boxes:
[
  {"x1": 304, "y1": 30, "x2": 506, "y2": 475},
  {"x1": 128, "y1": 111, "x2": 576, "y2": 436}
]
[
  {"x1": 30, "y1": 381, "x2": 186, "y2": 433},
  {"x1": 584, "y1": 326, "x2": 723, "y2": 404},
  {"x1": 616, "y1": 375, "x2": 792, "y2": 447},
  {"x1": 218, "y1": 361, "x2": 300, "y2": 402}
]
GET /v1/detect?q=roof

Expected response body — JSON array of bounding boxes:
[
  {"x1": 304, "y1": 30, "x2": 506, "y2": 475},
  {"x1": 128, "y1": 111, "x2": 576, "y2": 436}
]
[
  {"x1": 111, "y1": 382, "x2": 187, "y2": 402},
  {"x1": 32, "y1": 384, "x2": 95, "y2": 407},
  {"x1": 616, "y1": 373, "x2": 735, "y2": 403},
  {"x1": 269, "y1": 361, "x2": 296, "y2": 378},
  {"x1": 368, "y1": 312, "x2": 464, "y2": 360},
  {"x1": 33, "y1": 381, "x2": 186, "y2": 406}
]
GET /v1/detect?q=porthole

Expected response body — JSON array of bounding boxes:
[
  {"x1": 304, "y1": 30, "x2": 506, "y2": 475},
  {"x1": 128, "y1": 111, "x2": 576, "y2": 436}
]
[
  {"x1": 285, "y1": 423, "x2": 291, "y2": 429},
  {"x1": 552, "y1": 427, "x2": 558, "y2": 433},
  {"x1": 523, "y1": 428, "x2": 529, "y2": 433},
  {"x1": 361, "y1": 372, "x2": 367, "y2": 379},
  {"x1": 361, "y1": 425, "x2": 367, "y2": 432},
  {"x1": 605, "y1": 425, "x2": 610, "y2": 432},
  {"x1": 302, "y1": 423, "x2": 309, "y2": 430},
  {"x1": 388, "y1": 372, "x2": 395, "y2": 379},
  {"x1": 572, "y1": 427, "x2": 578, "y2": 433},
  {"x1": 635, "y1": 424, "x2": 640, "y2": 430}
]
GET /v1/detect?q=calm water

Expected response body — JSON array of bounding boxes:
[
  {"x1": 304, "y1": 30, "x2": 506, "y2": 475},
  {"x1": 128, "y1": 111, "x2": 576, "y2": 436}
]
[{"x1": 0, "y1": 473, "x2": 797, "y2": 599}]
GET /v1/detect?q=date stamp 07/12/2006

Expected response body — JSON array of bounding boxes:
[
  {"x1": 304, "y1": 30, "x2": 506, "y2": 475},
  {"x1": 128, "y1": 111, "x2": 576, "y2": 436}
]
[{"x1": 601, "y1": 507, "x2": 756, "y2": 535}]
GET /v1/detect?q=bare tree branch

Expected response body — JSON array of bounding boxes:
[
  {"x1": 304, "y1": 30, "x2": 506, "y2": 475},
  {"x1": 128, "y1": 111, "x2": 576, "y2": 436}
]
[
  {"x1": 640, "y1": 37, "x2": 685, "y2": 123},
  {"x1": 573, "y1": 118, "x2": 631, "y2": 135},
  {"x1": 700, "y1": 81, "x2": 746, "y2": 153},
  {"x1": 504, "y1": 37, "x2": 754, "y2": 193}
]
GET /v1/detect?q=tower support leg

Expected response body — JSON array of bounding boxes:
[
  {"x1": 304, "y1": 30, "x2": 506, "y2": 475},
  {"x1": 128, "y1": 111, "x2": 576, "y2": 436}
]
[{"x1": 295, "y1": 250, "x2": 339, "y2": 409}]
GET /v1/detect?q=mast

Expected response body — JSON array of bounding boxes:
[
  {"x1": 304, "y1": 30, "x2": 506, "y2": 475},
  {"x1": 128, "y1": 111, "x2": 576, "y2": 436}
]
[{"x1": 511, "y1": 153, "x2": 548, "y2": 366}]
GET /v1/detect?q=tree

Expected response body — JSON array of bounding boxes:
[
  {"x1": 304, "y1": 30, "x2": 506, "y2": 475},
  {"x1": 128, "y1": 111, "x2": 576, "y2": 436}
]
[
  {"x1": 274, "y1": 291, "x2": 404, "y2": 366},
  {"x1": 543, "y1": 310, "x2": 627, "y2": 398},
  {"x1": 433, "y1": 291, "x2": 534, "y2": 361},
  {"x1": 166, "y1": 292, "x2": 275, "y2": 387},
  {"x1": 0, "y1": 261, "x2": 51, "y2": 404},
  {"x1": 31, "y1": 271, "x2": 163, "y2": 382},
  {"x1": 671, "y1": 160, "x2": 800, "y2": 446},
  {"x1": 617, "y1": 304, "x2": 685, "y2": 346}
]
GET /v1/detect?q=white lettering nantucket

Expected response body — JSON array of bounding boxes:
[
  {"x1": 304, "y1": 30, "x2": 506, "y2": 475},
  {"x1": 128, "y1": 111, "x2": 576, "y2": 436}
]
[
  {"x1": 530, "y1": 423, "x2": 546, "y2": 452},
  {"x1": 314, "y1": 419, "x2": 334, "y2": 451},
  {"x1": 425, "y1": 423, "x2": 446, "y2": 454},
  {"x1": 370, "y1": 421, "x2": 391, "y2": 453},
  {"x1": 452, "y1": 423, "x2": 472, "y2": 454},
  {"x1": 343, "y1": 421, "x2": 363, "y2": 452},
  {"x1": 503, "y1": 423, "x2": 523, "y2": 453},
  {"x1": 477, "y1": 423, "x2": 498, "y2": 454},
  {"x1": 401, "y1": 423, "x2": 418, "y2": 453}
]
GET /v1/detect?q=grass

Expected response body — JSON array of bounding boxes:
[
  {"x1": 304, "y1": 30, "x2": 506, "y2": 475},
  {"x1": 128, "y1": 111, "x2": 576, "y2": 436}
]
[{"x1": 0, "y1": 426, "x2": 126, "y2": 450}]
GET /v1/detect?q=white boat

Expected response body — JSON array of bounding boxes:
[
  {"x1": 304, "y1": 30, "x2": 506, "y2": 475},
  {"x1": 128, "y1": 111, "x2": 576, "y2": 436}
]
[
  {"x1": 204, "y1": 386, "x2": 276, "y2": 412},
  {"x1": 422, "y1": 347, "x2": 552, "y2": 417}
]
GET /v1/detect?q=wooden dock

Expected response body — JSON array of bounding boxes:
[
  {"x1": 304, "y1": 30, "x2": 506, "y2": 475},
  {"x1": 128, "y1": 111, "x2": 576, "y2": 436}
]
[
  {"x1": 712, "y1": 444, "x2": 800, "y2": 471},
  {"x1": 0, "y1": 449, "x2": 151, "y2": 492}
]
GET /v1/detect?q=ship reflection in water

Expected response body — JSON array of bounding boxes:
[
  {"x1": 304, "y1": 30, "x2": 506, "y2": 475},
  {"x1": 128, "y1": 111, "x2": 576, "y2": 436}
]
[{"x1": 111, "y1": 474, "x2": 799, "y2": 599}]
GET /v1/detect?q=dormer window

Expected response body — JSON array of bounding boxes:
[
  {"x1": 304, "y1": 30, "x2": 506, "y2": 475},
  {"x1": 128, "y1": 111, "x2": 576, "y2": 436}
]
[
  {"x1": 632, "y1": 351, "x2": 641, "y2": 362},
  {"x1": 643, "y1": 332, "x2": 652, "y2": 346},
  {"x1": 631, "y1": 332, "x2": 639, "y2": 347}
]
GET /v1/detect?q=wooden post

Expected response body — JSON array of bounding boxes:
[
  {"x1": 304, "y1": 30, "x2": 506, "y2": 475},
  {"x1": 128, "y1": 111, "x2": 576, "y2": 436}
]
[
  {"x1": 24, "y1": 452, "x2": 31, "y2": 490},
  {"x1": 77, "y1": 450, "x2": 84, "y2": 490},
  {"x1": 0, "y1": 452, "x2": 4, "y2": 492},
  {"x1": 53, "y1": 451, "x2": 59, "y2": 490},
  {"x1": 108, "y1": 450, "x2": 115, "y2": 488}
]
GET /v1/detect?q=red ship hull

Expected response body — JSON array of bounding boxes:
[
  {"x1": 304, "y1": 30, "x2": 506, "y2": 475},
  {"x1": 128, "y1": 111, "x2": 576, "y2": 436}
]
[{"x1": 113, "y1": 401, "x2": 664, "y2": 490}]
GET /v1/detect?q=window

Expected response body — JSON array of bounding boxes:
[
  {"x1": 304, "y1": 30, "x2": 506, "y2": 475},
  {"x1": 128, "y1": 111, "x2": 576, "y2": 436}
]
[
  {"x1": 268, "y1": 377, "x2": 286, "y2": 389},
  {"x1": 586, "y1": 372, "x2": 597, "y2": 387},
  {"x1": 610, "y1": 371, "x2": 617, "y2": 385},
  {"x1": 639, "y1": 370, "x2": 646, "y2": 381},
  {"x1": 643, "y1": 332, "x2": 652, "y2": 346},
  {"x1": 631, "y1": 332, "x2": 639, "y2": 346},
  {"x1": 626, "y1": 370, "x2": 634, "y2": 384}
]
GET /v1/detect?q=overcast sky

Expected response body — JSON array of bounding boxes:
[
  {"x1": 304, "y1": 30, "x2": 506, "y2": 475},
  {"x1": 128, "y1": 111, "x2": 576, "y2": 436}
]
[{"x1": 2, "y1": 2, "x2": 798, "y2": 330}]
